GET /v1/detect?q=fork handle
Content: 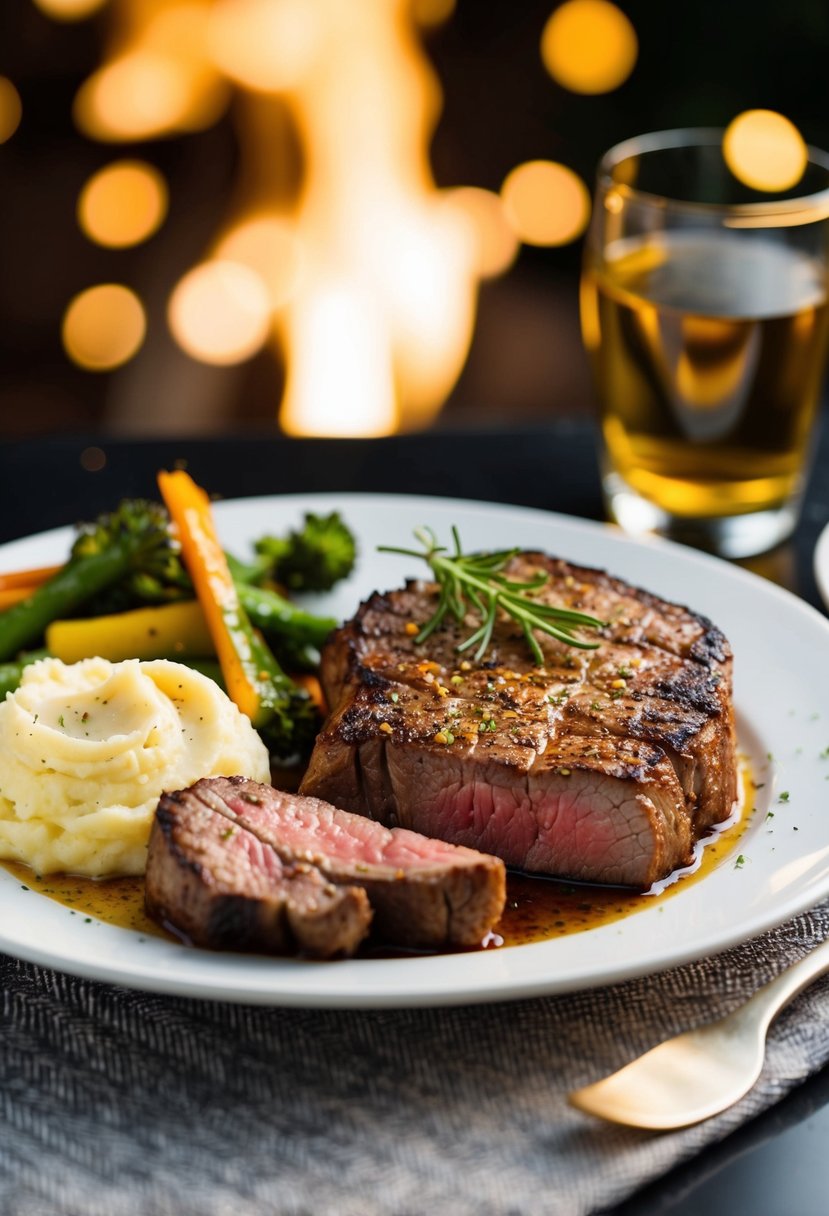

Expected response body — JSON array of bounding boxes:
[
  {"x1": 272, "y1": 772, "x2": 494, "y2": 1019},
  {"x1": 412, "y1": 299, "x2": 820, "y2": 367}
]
[{"x1": 737, "y1": 935, "x2": 829, "y2": 1038}]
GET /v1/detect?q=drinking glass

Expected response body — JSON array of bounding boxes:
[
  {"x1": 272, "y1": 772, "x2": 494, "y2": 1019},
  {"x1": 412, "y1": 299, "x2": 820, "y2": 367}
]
[{"x1": 581, "y1": 128, "x2": 829, "y2": 558}]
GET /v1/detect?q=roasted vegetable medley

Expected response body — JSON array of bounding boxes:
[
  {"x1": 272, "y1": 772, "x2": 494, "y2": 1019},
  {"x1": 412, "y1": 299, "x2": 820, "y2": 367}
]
[{"x1": 0, "y1": 473, "x2": 357, "y2": 761}]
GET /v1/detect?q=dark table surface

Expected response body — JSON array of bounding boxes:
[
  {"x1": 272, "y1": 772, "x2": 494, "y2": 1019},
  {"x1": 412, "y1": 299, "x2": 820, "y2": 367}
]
[{"x1": 2, "y1": 420, "x2": 829, "y2": 1216}]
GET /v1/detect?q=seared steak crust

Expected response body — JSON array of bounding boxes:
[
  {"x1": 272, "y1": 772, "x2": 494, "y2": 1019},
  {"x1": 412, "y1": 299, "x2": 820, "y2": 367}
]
[
  {"x1": 300, "y1": 552, "x2": 738, "y2": 888},
  {"x1": 146, "y1": 791, "x2": 372, "y2": 958}
]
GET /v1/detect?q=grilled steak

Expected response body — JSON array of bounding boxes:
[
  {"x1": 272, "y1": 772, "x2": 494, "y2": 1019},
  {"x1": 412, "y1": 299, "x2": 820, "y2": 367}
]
[
  {"x1": 146, "y1": 776, "x2": 506, "y2": 953},
  {"x1": 300, "y1": 553, "x2": 738, "y2": 889},
  {"x1": 146, "y1": 790, "x2": 372, "y2": 958}
]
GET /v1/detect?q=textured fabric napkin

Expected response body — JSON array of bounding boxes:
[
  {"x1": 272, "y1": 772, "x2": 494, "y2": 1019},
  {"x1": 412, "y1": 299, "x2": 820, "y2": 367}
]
[{"x1": 2, "y1": 902, "x2": 829, "y2": 1216}]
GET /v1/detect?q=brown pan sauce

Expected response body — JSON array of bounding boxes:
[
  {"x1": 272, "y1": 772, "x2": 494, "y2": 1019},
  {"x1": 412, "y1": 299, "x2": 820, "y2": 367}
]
[{"x1": 3, "y1": 763, "x2": 755, "y2": 954}]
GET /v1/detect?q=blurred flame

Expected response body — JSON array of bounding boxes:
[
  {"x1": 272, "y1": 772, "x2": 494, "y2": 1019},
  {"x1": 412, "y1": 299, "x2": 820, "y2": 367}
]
[
  {"x1": 62, "y1": 284, "x2": 146, "y2": 370},
  {"x1": 282, "y1": 1, "x2": 480, "y2": 434},
  {"x1": 723, "y1": 110, "x2": 808, "y2": 193},
  {"x1": 168, "y1": 260, "x2": 273, "y2": 365},
  {"x1": 74, "y1": 3, "x2": 229, "y2": 140},
  {"x1": 33, "y1": 0, "x2": 109, "y2": 19},
  {"x1": 0, "y1": 78, "x2": 22, "y2": 144},
  {"x1": 502, "y1": 160, "x2": 591, "y2": 247},
  {"x1": 410, "y1": 0, "x2": 456, "y2": 27},
  {"x1": 282, "y1": 280, "x2": 397, "y2": 436},
  {"x1": 78, "y1": 160, "x2": 168, "y2": 247},
  {"x1": 208, "y1": 0, "x2": 321, "y2": 93},
  {"x1": 446, "y1": 188, "x2": 520, "y2": 279},
  {"x1": 71, "y1": 0, "x2": 515, "y2": 434},
  {"x1": 541, "y1": 0, "x2": 637, "y2": 95},
  {"x1": 215, "y1": 214, "x2": 303, "y2": 309}
]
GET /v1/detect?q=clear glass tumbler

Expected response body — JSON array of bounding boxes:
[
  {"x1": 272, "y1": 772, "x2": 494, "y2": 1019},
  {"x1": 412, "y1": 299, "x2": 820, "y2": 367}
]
[{"x1": 581, "y1": 128, "x2": 829, "y2": 558}]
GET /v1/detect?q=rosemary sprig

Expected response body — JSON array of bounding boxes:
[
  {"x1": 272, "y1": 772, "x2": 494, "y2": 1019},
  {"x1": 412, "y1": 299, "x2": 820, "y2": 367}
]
[{"x1": 378, "y1": 526, "x2": 605, "y2": 664}]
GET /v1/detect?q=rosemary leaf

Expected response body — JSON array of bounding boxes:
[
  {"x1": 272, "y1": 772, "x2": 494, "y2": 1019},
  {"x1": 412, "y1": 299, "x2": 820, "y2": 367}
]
[{"x1": 378, "y1": 527, "x2": 604, "y2": 664}]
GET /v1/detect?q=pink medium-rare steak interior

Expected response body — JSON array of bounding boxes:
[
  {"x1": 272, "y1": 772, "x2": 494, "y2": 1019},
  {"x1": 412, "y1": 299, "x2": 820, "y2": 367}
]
[
  {"x1": 195, "y1": 775, "x2": 506, "y2": 948},
  {"x1": 300, "y1": 551, "x2": 738, "y2": 888},
  {"x1": 386, "y1": 741, "x2": 690, "y2": 887},
  {"x1": 155, "y1": 776, "x2": 506, "y2": 950},
  {"x1": 200, "y1": 775, "x2": 503, "y2": 871}
]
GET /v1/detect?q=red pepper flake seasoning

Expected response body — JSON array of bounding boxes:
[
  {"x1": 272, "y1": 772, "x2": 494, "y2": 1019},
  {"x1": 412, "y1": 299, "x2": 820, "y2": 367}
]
[{"x1": 404, "y1": 622, "x2": 419, "y2": 636}]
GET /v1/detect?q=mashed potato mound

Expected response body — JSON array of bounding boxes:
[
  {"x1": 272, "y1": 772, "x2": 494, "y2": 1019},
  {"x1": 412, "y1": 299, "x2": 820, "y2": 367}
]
[{"x1": 0, "y1": 657, "x2": 271, "y2": 877}]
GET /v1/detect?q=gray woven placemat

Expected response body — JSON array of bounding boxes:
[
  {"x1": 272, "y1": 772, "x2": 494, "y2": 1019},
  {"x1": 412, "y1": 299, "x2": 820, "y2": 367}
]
[{"x1": 3, "y1": 902, "x2": 829, "y2": 1216}]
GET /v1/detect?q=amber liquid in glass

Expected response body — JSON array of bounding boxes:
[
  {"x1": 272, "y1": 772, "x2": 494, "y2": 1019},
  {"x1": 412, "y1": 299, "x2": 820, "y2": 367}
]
[{"x1": 581, "y1": 232, "x2": 829, "y2": 519}]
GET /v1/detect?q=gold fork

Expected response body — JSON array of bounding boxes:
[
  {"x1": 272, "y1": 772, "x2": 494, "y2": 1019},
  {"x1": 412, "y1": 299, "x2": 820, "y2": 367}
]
[{"x1": 568, "y1": 937, "x2": 829, "y2": 1130}]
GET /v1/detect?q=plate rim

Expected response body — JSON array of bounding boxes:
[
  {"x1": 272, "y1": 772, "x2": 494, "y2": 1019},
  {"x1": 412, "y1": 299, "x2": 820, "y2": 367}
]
[
  {"x1": 1, "y1": 488, "x2": 828, "y2": 1008},
  {"x1": 814, "y1": 517, "x2": 829, "y2": 611}
]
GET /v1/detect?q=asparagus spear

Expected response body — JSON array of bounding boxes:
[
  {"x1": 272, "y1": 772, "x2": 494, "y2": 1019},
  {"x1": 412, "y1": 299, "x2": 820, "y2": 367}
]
[
  {"x1": 0, "y1": 502, "x2": 177, "y2": 663},
  {"x1": 0, "y1": 650, "x2": 48, "y2": 698},
  {"x1": 236, "y1": 582, "x2": 337, "y2": 650}
]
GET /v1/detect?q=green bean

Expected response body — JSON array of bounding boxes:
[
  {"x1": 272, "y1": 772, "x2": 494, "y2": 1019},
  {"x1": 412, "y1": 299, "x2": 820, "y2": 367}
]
[
  {"x1": 0, "y1": 541, "x2": 150, "y2": 662},
  {"x1": 236, "y1": 582, "x2": 337, "y2": 649}
]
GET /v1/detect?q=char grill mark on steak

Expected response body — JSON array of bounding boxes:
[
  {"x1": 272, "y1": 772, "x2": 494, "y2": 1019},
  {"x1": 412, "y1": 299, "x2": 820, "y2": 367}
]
[
  {"x1": 145, "y1": 791, "x2": 372, "y2": 958},
  {"x1": 301, "y1": 552, "x2": 738, "y2": 889},
  {"x1": 147, "y1": 777, "x2": 506, "y2": 951}
]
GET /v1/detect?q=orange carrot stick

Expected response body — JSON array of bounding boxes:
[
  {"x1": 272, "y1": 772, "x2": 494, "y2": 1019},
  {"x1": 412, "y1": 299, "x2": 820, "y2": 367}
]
[
  {"x1": 0, "y1": 586, "x2": 41, "y2": 609},
  {"x1": 157, "y1": 470, "x2": 281, "y2": 726},
  {"x1": 0, "y1": 564, "x2": 61, "y2": 592}
]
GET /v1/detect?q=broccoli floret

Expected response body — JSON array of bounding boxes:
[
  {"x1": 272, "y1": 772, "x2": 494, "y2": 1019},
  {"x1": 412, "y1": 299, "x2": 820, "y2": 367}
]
[
  {"x1": 252, "y1": 511, "x2": 356, "y2": 592},
  {"x1": 0, "y1": 500, "x2": 187, "y2": 661},
  {"x1": 257, "y1": 681, "x2": 321, "y2": 762},
  {"x1": 73, "y1": 500, "x2": 191, "y2": 614}
]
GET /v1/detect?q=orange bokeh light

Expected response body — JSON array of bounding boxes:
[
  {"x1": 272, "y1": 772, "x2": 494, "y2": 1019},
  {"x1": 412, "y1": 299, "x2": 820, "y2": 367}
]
[
  {"x1": 448, "y1": 187, "x2": 519, "y2": 279},
  {"x1": 62, "y1": 284, "x2": 146, "y2": 371},
  {"x1": 502, "y1": 160, "x2": 591, "y2": 247},
  {"x1": 215, "y1": 215, "x2": 303, "y2": 309},
  {"x1": 33, "y1": 0, "x2": 108, "y2": 20},
  {"x1": 168, "y1": 260, "x2": 273, "y2": 365},
  {"x1": 541, "y1": 0, "x2": 637, "y2": 95},
  {"x1": 78, "y1": 160, "x2": 168, "y2": 247},
  {"x1": 723, "y1": 110, "x2": 808, "y2": 193},
  {"x1": 0, "y1": 78, "x2": 22, "y2": 144}
]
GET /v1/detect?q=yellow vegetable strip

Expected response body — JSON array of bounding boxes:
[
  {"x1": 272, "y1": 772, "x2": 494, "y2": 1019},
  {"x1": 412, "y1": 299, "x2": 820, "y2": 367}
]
[
  {"x1": 158, "y1": 470, "x2": 269, "y2": 724},
  {"x1": 46, "y1": 600, "x2": 214, "y2": 664}
]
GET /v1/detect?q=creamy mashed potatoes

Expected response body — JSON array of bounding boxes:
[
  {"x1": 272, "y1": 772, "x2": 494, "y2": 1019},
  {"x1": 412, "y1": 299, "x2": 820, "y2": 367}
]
[{"x1": 0, "y1": 657, "x2": 270, "y2": 876}]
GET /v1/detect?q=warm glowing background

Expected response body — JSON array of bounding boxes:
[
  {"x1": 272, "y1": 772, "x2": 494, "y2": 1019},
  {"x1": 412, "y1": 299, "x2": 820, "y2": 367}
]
[{"x1": 0, "y1": 0, "x2": 825, "y2": 438}]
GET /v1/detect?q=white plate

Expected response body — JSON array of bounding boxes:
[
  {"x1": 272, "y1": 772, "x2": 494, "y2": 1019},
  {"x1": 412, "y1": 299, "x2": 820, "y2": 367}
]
[
  {"x1": 1, "y1": 492, "x2": 829, "y2": 1008},
  {"x1": 815, "y1": 519, "x2": 829, "y2": 611}
]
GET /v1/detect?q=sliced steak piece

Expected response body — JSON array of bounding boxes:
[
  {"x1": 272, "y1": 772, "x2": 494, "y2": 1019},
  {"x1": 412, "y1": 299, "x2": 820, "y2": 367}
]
[
  {"x1": 146, "y1": 790, "x2": 372, "y2": 958},
  {"x1": 189, "y1": 775, "x2": 506, "y2": 949},
  {"x1": 300, "y1": 552, "x2": 738, "y2": 889}
]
